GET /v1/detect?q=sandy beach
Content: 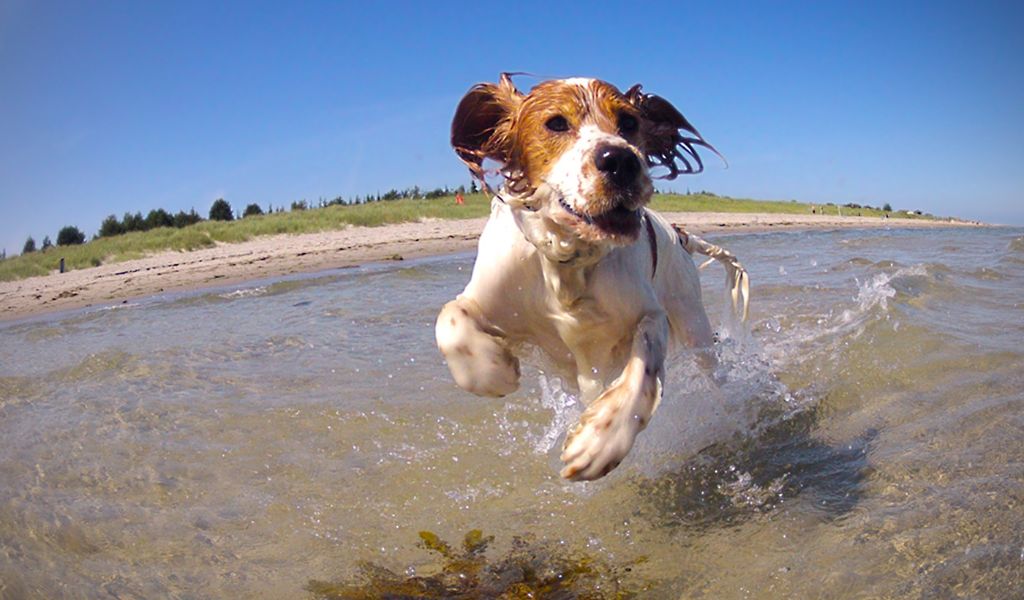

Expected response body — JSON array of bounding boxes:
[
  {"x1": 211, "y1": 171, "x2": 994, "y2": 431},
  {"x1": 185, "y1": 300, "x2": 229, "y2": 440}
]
[{"x1": 0, "y1": 212, "x2": 983, "y2": 322}]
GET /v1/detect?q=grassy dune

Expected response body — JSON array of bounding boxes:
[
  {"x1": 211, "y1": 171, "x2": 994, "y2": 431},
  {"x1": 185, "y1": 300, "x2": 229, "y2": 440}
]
[{"x1": 0, "y1": 193, "x2": 934, "y2": 282}]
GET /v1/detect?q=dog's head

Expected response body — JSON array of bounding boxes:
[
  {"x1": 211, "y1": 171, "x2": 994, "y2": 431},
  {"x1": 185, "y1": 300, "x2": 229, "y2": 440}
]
[{"x1": 452, "y1": 74, "x2": 719, "y2": 245}]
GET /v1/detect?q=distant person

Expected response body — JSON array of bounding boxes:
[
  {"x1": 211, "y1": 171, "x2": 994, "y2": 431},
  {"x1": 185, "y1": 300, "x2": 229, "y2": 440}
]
[{"x1": 455, "y1": 192, "x2": 464, "y2": 205}]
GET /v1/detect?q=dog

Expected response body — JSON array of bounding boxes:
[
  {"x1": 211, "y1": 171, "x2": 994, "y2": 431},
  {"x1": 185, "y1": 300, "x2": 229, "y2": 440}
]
[{"x1": 436, "y1": 75, "x2": 749, "y2": 481}]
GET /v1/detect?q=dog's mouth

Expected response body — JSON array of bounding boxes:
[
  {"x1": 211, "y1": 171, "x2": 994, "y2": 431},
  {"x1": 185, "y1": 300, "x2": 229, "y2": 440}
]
[{"x1": 558, "y1": 196, "x2": 642, "y2": 237}]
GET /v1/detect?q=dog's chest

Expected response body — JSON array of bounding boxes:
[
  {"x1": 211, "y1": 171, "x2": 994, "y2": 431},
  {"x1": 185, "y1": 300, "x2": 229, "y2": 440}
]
[{"x1": 537, "y1": 261, "x2": 636, "y2": 358}]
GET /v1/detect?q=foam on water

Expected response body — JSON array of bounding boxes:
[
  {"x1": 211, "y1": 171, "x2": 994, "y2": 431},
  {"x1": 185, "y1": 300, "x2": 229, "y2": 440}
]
[{"x1": 217, "y1": 285, "x2": 269, "y2": 299}]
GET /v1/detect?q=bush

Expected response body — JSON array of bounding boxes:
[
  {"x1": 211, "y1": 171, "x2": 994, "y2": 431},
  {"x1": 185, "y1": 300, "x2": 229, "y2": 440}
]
[
  {"x1": 243, "y1": 203, "x2": 264, "y2": 217},
  {"x1": 209, "y1": 198, "x2": 233, "y2": 221},
  {"x1": 22, "y1": 236, "x2": 36, "y2": 254},
  {"x1": 56, "y1": 226, "x2": 86, "y2": 246}
]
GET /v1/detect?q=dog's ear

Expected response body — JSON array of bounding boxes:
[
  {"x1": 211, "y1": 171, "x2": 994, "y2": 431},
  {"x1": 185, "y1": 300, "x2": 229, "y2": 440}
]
[
  {"x1": 625, "y1": 84, "x2": 724, "y2": 179},
  {"x1": 451, "y1": 73, "x2": 523, "y2": 186}
]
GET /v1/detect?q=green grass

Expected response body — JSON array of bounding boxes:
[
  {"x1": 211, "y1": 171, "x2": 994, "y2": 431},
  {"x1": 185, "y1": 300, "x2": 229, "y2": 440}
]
[
  {"x1": 0, "y1": 192, "x2": 940, "y2": 283},
  {"x1": 649, "y1": 193, "x2": 932, "y2": 219}
]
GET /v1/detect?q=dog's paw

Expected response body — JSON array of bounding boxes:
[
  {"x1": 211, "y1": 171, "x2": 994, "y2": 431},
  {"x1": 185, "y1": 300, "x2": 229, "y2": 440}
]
[{"x1": 559, "y1": 385, "x2": 643, "y2": 481}]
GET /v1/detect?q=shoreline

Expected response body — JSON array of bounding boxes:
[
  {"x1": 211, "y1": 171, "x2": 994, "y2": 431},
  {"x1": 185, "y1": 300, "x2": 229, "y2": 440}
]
[{"x1": 0, "y1": 212, "x2": 985, "y2": 322}]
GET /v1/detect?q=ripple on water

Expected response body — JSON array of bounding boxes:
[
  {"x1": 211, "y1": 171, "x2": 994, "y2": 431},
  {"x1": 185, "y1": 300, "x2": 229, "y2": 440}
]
[{"x1": 1, "y1": 228, "x2": 1023, "y2": 598}]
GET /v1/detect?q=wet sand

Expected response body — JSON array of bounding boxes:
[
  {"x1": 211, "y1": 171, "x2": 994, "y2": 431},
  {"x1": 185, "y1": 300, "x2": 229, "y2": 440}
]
[{"x1": 0, "y1": 212, "x2": 983, "y2": 322}]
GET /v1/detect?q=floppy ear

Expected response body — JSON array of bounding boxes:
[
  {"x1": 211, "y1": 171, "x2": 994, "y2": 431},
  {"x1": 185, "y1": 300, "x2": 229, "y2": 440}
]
[
  {"x1": 451, "y1": 73, "x2": 523, "y2": 186},
  {"x1": 625, "y1": 84, "x2": 724, "y2": 179}
]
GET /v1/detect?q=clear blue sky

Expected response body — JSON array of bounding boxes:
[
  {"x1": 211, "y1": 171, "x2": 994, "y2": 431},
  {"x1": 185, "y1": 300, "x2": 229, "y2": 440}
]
[{"x1": 2, "y1": 1, "x2": 1022, "y2": 254}]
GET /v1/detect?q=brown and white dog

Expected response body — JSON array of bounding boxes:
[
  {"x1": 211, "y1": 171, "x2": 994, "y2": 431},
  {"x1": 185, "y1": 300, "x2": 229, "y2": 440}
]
[{"x1": 436, "y1": 75, "x2": 749, "y2": 481}]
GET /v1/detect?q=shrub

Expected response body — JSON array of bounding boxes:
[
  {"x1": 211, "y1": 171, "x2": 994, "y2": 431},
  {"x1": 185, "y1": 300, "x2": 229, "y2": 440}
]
[
  {"x1": 57, "y1": 226, "x2": 86, "y2": 246},
  {"x1": 243, "y1": 203, "x2": 264, "y2": 217},
  {"x1": 209, "y1": 198, "x2": 233, "y2": 221},
  {"x1": 22, "y1": 236, "x2": 36, "y2": 254}
]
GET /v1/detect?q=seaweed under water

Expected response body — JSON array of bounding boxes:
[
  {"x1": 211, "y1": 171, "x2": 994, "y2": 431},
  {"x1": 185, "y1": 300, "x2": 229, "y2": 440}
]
[{"x1": 306, "y1": 530, "x2": 645, "y2": 599}]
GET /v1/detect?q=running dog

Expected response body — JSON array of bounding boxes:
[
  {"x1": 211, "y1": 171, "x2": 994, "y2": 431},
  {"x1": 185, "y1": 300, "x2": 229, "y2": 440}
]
[{"x1": 436, "y1": 75, "x2": 749, "y2": 481}]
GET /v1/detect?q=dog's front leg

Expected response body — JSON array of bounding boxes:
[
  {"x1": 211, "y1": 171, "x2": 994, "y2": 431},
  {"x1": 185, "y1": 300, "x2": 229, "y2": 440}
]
[
  {"x1": 560, "y1": 311, "x2": 668, "y2": 481},
  {"x1": 436, "y1": 296, "x2": 521, "y2": 397}
]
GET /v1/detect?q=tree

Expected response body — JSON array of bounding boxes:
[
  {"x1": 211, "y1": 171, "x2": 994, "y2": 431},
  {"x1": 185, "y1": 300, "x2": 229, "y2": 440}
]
[
  {"x1": 57, "y1": 226, "x2": 86, "y2": 246},
  {"x1": 243, "y1": 203, "x2": 264, "y2": 217},
  {"x1": 209, "y1": 198, "x2": 233, "y2": 221},
  {"x1": 22, "y1": 236, "x2": 36, "y2": 254},
  {"x1": 883, "y1": 203, "x2": 892, "y2": 212},
  {"x1": 290, "y1": 200, "x2": 307, "y2": 211},
  {"x1": 41, "y1": 236, "x2": 52, "y2": 250},
  {"x1": 145, "y1": 208, "x2": 174, "y2": 230},
  {"x1": 173, "y1": 209, "x2": 202, "y2": 228},
  {"x1": 122, "y1": 211, "x2": 145, "y2": 232},
  {"x1": 99, "y1": 214, "x2": 125, "y2": 237}
]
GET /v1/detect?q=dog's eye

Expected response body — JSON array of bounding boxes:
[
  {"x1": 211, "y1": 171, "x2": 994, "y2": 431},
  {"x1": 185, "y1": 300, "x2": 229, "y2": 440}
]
[
  {"x1": 618, "y1": 113, "x2": 639, "y2": 135},
  {"x1": 545, "y1": 116, "x2": 570, "y2": 133}
]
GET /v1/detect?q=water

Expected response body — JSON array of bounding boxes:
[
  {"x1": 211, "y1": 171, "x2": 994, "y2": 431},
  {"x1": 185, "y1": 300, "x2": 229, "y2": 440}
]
[{"x1": 1, "y1": 227, "x2": 1022, "y2": 598}]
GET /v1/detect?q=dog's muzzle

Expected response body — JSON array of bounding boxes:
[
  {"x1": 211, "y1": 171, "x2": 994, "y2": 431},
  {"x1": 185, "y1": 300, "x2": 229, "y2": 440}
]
[{"x1": 558, "y1": 195, "x2": 643, "y2": 237}]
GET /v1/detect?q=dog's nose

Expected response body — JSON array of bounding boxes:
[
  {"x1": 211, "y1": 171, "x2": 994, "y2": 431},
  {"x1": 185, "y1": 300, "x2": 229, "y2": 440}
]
[{"x1": 594, "y1": 144, "x2": 641, "y2": 187}]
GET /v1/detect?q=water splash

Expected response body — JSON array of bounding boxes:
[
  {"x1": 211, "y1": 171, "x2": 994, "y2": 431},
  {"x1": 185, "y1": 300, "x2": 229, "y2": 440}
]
[
  {"x1": 763, "y1": 263, "x2": 931, "y2": 370},
  {"x1": 530, "y1": 375, "x2": 583, "y2": 455}
]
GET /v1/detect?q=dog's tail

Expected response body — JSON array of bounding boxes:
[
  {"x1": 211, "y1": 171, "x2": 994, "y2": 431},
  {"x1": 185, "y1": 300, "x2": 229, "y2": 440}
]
[{"x1": 674, "y1": 225, "x2": 750, "y2": 322}]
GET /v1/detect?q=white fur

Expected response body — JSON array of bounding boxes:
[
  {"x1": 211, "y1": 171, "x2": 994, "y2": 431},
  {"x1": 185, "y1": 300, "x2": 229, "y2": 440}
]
[
  {"x1": 436, "y1": 191, "x2": 733, "y2": 480},
  {"x1": 561, "y1": 77, "x2": 596, "y2": 87}
]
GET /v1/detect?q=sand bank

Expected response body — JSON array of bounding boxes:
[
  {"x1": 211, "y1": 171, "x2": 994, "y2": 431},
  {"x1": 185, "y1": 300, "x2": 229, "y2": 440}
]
[{"x1": 0, "y1": 212, "x2": 983, "y2": 322}]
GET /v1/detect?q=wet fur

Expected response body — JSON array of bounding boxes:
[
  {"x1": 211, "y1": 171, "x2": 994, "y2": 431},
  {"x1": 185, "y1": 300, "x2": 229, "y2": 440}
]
[{"x1": 438, "y1": 75, "x2": 745, "y2": 481}]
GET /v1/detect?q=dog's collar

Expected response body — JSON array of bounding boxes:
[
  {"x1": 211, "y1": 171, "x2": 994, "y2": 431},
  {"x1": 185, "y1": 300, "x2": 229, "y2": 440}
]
[{"x1": 644, "y1": 212, "x2": 658, "y2": 280}]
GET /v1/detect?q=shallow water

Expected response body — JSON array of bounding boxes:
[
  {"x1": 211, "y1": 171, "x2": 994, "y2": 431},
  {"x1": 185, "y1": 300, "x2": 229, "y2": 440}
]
[{"x1": 1, "y1": 226, "x2": 1022, "y2": 598}]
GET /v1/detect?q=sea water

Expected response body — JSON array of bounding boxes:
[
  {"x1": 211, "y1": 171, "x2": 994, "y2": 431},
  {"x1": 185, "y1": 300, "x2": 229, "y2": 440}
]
[{"x1": 1, "y1": 226, "x2": 1022, "y2": 598}]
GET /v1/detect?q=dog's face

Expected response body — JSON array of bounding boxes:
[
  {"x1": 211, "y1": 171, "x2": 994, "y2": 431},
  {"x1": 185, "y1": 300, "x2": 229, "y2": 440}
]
[{"x1": 452, "y1": 75, "x2": 716, "y2": 245}]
